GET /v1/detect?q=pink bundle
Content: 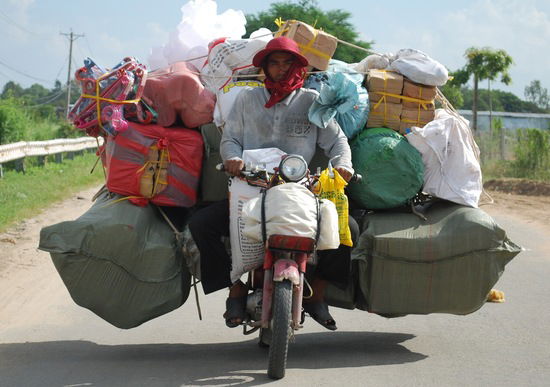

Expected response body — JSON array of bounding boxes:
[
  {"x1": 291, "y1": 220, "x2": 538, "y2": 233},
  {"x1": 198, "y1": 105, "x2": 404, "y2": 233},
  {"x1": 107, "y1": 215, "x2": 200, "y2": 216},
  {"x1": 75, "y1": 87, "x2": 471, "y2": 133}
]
[
  {"x1": 143, "y1": 61, "x2": 215, "y2": 128},
  {"x1": 68, "y1": 57, "x2": 148, "y2": 137}
]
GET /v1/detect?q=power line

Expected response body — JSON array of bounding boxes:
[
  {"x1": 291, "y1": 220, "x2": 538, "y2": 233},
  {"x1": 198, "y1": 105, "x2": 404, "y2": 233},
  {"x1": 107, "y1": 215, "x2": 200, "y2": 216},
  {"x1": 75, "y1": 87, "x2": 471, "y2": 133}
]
[
  {"x1": 0, "y1": 58, "x2": 52, "y2": 83},
  {"x1": 0, "y1": 9, "x2": 53, "y2": 40}
]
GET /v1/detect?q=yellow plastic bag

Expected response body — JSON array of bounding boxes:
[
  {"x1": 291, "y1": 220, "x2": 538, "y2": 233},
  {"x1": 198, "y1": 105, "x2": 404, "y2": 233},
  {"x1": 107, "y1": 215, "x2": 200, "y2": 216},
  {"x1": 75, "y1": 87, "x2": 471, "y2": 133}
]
[{"x1": 316, "y1": 168, "x2": 353, "y2": 247}]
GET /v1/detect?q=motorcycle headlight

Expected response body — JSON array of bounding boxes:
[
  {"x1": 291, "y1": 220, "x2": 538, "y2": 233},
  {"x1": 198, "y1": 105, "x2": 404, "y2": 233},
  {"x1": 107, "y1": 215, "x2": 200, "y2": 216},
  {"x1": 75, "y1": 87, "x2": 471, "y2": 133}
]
[{"x1": 279, "y1": 155, "x2": 308, "y2": 182}]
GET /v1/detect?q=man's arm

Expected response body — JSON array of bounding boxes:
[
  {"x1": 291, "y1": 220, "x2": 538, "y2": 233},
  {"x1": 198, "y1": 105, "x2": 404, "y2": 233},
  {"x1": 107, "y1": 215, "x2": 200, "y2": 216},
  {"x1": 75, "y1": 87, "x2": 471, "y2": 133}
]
[{"x1": 220, "y1": 92, "x2": 246, "y2": 176}]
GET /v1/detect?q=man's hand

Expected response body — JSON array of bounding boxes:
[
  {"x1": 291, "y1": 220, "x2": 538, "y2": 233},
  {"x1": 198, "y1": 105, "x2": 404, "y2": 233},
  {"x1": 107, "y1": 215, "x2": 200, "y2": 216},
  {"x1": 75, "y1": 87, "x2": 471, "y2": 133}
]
[
  {"x1": 224, "y1": 158, "x2": 245, "y2": 177},
  {"x1": 335, "y1": 167, "x2": 352, "y2": 182}
]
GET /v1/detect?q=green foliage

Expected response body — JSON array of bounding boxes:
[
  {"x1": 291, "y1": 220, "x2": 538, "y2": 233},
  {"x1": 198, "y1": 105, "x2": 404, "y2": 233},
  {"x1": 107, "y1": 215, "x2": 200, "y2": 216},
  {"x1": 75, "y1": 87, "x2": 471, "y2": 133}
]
[
  {"x1": 524, "y1": 80, "x2": 549, "y2": 111},
  {"x1": 461, "y1": 87, "x2": 545, "y2": 113},
  {"x1": 512, "y1": 128, "x2": 550, "y2": 180},
  {"x1": 439, "y1": 83, "x2": 463, "y2": 109},
  {"x1": 0, "y1": 151, "x2": 104, "y2": 232},
  {"x1": 244, "y1": 0, "x2": 372, "y2": 64},
  {"x1": 56, "y1": 120, "x2": 82, "y2": 138},
  {"x1": 463, "y1": 47, "x2": 513, "y2": 85},
  {"x1": 0, "y1": 98, "x2": 32, "y2": 144}
]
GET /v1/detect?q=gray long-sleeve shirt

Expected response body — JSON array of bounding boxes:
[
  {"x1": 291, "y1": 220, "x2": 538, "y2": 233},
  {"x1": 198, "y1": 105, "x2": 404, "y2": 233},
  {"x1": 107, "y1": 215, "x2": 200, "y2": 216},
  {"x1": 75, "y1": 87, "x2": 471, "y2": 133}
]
[{"x1": 220, "y1": 87, "x2": 353, "y2": 172}]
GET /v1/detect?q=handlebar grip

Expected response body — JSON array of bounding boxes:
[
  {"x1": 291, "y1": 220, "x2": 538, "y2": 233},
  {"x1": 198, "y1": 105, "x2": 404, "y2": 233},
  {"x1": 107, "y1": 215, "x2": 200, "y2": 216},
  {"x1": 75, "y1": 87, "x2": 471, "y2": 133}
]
[{"x1": 350, "y1": 173, "x2": 362, "y2": 183}]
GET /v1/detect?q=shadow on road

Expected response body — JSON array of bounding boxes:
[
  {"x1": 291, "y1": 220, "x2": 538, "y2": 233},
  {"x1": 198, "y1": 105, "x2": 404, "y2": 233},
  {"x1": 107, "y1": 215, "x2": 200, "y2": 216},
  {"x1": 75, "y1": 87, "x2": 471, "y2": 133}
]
[{"x1": 0, "y1": 331, "x2": 426, "y2": 386}]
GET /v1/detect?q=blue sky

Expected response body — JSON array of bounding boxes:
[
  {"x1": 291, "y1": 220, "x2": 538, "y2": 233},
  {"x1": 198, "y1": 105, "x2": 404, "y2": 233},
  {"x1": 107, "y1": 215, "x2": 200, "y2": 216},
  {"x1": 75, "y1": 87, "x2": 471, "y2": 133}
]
[{"x1": 1, "y1": 0, "x2": 549, "y2": 98}]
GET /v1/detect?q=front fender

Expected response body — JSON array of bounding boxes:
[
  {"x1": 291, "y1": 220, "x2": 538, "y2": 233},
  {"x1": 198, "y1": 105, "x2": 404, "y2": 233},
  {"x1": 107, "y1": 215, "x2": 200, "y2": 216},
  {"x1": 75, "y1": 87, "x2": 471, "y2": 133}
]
[{"x1": 273, "y1": 259, "x2": 300, "y2": 285}]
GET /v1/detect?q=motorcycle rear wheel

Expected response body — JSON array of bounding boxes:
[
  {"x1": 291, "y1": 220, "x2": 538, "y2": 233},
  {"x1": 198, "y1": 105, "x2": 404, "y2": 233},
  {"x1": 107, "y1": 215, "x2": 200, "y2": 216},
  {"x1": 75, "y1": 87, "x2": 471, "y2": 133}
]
[{"x1": 267, "y1": 280, "x2": 293, "y2": 379}]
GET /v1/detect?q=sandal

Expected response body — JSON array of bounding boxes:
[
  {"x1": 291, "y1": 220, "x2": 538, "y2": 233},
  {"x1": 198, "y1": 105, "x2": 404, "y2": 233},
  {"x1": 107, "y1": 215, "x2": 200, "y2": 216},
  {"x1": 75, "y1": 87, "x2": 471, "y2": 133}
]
[
  {"x1": 224, "y1": 295, "x2": 247, "y2": 328},
  {"x1": 303, "y1": 301, "x2": 337, "y2": 331}
]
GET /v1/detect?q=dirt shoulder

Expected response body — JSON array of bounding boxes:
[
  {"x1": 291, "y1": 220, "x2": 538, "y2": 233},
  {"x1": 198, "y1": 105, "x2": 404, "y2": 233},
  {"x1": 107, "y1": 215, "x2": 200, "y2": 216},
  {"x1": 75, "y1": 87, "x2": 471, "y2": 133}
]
[{"x1": 481, "y1": 178, "x2": 550, "y2": 230}]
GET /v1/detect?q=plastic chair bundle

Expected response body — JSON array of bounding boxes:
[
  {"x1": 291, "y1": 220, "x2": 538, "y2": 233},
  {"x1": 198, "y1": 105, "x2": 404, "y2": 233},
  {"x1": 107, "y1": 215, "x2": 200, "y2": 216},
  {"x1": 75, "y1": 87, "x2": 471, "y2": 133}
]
[{"x1": 68, "y1": 57, "x2": 149, "y2": 137}]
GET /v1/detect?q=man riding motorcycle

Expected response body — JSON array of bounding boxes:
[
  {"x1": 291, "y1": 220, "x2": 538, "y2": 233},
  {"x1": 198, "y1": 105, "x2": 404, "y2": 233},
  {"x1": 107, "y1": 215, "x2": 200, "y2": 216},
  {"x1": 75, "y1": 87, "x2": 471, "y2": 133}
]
[{"x1": 189, "y1": 36, "x2": 357, "y2": 330}]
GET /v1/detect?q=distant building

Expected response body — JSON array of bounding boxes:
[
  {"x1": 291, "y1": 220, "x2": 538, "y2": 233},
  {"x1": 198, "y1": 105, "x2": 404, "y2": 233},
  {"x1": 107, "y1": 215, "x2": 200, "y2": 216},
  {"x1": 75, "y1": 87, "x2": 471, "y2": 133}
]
[{"x1": 458, "y1": 110, "x2": 550, "y2": 131}]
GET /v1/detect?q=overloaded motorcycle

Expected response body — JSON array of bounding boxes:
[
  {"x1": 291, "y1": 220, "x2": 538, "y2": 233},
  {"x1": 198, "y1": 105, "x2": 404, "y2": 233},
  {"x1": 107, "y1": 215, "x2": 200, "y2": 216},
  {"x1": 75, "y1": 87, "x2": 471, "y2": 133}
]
[{"x1": 218, "y1": 154, "x2": 360, "y2": 379}]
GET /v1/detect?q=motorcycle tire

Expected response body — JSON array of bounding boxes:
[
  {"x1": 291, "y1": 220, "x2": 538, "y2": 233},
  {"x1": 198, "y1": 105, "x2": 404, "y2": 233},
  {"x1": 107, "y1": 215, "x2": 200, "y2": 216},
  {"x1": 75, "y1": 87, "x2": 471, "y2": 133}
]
[{"x1": 267, "y1": 280, "x2": 293, "y2": 379}]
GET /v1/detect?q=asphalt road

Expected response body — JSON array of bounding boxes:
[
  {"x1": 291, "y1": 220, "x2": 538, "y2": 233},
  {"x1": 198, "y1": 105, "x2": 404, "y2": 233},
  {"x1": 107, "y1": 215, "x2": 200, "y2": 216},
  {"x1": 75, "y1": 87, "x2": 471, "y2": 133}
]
[{"x1": 0, "y1": 203, "x2": 549, "y2": 386}]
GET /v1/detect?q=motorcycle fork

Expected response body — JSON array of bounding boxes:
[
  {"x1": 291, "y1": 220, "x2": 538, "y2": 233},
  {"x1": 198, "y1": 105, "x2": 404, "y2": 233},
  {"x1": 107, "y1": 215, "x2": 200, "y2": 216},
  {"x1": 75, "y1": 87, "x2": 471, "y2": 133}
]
[{"x1": 260, "y1": 249, "x2": 308, "y2": 330}]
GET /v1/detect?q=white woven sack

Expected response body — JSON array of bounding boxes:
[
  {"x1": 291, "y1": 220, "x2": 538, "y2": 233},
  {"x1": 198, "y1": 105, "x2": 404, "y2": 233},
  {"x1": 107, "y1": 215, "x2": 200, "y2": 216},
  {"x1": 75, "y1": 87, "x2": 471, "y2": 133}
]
[{"x1": 406, "y1": 109, "x2": 482, "y2": 207}]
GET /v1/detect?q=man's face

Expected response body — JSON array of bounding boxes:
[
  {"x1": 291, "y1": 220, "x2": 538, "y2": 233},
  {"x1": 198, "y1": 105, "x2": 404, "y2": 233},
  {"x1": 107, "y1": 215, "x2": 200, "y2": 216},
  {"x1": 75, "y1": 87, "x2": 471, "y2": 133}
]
[{"x1": 266, "y1": 51, "x2": 295, "y2": 82}]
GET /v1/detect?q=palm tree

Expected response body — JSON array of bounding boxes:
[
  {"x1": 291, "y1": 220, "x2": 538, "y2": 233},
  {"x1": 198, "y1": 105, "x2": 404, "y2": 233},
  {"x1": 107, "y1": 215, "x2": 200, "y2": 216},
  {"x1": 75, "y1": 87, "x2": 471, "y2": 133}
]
[{"x1": 462, "y1": 47, "x2": 513, "y2": 131}]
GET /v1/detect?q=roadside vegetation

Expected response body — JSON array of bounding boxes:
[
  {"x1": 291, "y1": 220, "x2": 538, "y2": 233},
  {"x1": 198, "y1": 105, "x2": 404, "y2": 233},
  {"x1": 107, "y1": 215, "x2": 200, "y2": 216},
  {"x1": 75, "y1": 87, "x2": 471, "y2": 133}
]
[{"x1": 0, "y1": 151, "x2": 104, "y2": 232}]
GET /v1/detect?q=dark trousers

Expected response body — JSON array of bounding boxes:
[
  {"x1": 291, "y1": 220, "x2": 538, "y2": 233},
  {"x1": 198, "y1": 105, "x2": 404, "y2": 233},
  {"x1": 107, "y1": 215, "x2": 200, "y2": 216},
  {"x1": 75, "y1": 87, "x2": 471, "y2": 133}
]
[
  {"x1": 189, "y1": 199, "x2": 358, "y2": 294},
  {"x1": 189, "y1": 200, "x2": 232, "y2": 294}
]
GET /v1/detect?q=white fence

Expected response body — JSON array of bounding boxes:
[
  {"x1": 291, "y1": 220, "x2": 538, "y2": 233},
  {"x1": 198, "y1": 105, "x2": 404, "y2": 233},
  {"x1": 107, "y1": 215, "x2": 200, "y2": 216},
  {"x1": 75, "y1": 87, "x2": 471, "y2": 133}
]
[{"x1": 0, "y1": 137, "x2": 103, "y2": 164}]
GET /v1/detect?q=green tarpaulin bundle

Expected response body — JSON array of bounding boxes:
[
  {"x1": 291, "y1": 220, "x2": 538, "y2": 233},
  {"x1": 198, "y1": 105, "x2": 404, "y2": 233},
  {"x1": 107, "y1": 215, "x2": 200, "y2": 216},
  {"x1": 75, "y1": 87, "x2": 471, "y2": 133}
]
[
  {"x1": 38, "y1": 190, "x2": 191, "y2": 329},
  {"x1": 325, "y1": 201, "x2": 521, "y2": 316},
  {"x1": 348, "y1": 127, "x2": 424, "y2": 210}
]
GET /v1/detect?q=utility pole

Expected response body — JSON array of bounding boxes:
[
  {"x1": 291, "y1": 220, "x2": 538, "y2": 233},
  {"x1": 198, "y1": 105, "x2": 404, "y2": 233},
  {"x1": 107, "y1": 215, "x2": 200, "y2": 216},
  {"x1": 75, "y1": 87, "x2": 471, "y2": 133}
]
[{"x1": 60, "y1": 29, "x2": 84, "y2": 117}]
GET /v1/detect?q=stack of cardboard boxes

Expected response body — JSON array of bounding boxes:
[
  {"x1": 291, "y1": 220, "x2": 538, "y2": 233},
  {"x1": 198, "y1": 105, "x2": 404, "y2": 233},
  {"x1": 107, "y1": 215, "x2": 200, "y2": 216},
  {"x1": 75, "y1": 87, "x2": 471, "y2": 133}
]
[{"x1": 366, "y1": 69, "x2": 436, "y2": 133}]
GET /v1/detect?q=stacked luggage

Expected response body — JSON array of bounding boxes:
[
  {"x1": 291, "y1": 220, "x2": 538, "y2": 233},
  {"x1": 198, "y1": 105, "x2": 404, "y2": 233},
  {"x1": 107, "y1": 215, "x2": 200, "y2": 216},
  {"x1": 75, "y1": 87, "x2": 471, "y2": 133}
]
[{"x1": 39, "y1": 7, "x2": 520, "y2": 328}]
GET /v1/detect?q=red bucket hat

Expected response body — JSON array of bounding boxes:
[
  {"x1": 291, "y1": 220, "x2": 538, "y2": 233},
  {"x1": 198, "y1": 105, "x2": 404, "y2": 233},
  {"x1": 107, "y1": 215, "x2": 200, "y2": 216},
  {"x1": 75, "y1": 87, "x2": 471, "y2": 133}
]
[{"x1": 252, "y1": 36, "x2": 308, "y2": 67}]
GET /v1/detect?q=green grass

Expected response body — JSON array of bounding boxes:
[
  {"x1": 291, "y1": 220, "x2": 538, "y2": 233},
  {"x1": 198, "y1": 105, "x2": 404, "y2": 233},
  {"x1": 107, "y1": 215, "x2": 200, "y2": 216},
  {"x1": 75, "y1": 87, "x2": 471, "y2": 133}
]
[{"x1": 0, "y1": 151, "x2": 104, "y2": 232}]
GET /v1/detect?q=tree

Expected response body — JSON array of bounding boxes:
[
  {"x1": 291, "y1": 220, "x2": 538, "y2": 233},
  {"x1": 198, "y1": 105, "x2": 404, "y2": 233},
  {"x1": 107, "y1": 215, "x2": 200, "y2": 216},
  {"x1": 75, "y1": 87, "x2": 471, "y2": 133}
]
[
  {"x1": 461, "y1": 88, "x2": 545, "y2": 114},
  {"x1": 524, "y1": 80, "x2": 549, "y2": 111},
  {"x1": 244, "y1": 0, "x2": 372, "y2": 64},
  {"x1": 455, "y1": 47, "x2": 513, "y2": 131},
  {"x1": 1, "y1": 81, "x2": 24, "y2": 99}
]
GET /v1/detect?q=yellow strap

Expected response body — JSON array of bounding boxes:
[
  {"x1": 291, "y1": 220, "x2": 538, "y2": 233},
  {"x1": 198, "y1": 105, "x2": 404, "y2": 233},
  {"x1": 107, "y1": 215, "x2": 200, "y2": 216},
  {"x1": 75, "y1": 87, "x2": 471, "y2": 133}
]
[
  {"x1": 82, "y1": 71, "x2": 139, "y2": 132},
  {"x1": 274, "y1": 18, "x2": 331, "y2": 60},
  {"x1": 401, "y1": 117, "x2": 430, "y2": 125},
  {"x1": 372, "y1": 91, "x2": 434, "y2": 110},
  {"x1": 81, "y1": 94, "x2": 140, "y2": 104}
]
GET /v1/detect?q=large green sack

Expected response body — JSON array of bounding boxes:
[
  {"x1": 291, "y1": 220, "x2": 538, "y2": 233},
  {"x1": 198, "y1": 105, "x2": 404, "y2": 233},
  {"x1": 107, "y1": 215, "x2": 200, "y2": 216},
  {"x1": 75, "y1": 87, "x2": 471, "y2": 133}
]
[
  {"x1": 348, "y1": 127, "x2": 424, "y2": 209},
  {"x1": 353, "y1": 201, "x2": 521, "y2": 316},
  {"x1": 38, "y1": 191, "x2": 191, "y2": 329}
]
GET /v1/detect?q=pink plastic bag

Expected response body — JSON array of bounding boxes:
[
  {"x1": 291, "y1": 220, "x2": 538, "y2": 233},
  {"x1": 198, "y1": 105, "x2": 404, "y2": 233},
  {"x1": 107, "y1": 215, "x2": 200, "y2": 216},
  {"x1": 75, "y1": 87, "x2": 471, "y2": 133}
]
[{"x1": 143, "y1": 61, "x2": 215, "y2": 128}]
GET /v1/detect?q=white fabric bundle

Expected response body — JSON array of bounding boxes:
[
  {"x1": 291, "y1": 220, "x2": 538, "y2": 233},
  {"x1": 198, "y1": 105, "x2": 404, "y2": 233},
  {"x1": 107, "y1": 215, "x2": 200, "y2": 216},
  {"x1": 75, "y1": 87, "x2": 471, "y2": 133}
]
[
  {"x1": 389, "y1": 48, "x2": 449, "y2": 86},
  {"x1": 201, "y1": 28, "x2": 272, "y2": 93},
  {"x1": 242, "y1": 183, "x2": 340, "y2": 250},
  {"x1": 405, "y1": 109, "x2": 482, "y2": 207}
]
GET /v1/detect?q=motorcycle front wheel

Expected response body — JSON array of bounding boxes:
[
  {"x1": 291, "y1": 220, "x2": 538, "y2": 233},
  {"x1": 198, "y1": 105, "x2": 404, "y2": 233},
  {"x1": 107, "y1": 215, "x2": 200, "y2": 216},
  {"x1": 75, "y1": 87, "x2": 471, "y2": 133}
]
[{"x1": 267, "y1": 280, "x2": 293, "y2": 379}]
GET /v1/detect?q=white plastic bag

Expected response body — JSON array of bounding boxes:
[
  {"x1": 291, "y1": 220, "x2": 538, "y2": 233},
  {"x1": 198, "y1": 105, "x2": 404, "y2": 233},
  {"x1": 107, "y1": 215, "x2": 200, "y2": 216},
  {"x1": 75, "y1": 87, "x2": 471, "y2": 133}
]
[
  {"x1": 405, "y1": 109, "x2": 482, "y2": 207},
  {"x1": 148, "y1": 0, "x2": 247, "y2": 70},
  {"x1": 389, "y1": 48, "x2": 448, "y2": 86}
]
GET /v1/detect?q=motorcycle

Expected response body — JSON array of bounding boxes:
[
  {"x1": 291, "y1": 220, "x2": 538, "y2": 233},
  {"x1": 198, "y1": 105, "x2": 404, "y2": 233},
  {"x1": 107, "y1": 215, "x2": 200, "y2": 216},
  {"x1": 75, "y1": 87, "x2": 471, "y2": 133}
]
[{"x1": 218, "y1": 154, "x2": 360, "y2": 379}]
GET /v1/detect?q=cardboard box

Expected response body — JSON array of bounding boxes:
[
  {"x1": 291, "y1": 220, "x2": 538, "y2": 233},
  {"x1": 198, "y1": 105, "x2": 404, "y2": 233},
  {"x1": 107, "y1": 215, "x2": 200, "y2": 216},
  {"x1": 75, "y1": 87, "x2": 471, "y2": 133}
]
[
  {"x1": 402, "y1": 79, "x2": 436, "y2": 109},
  {"x1": 279, "y1": 20, "x2": 337, "y2": 71},
  {"x1": 401, "y1": 107, "x2": 435, "y2": 129},
  {"x1": 367, "y1": 101, "x2": 402, "y2": 131},
  {"x1": 367, "y1": 70, "x2": 403, "y2": 104}
]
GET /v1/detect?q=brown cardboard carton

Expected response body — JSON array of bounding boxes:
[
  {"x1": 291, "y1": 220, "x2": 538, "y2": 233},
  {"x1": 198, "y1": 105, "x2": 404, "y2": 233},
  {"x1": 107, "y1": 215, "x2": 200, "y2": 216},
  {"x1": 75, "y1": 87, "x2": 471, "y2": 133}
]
[
  {"x1": 401, "y1": 107, "x2": 435, "y2": 129},
  {"x1": 278, "y1": 20, "x2": 337, "y2": 70},
  {"x1": 402, "y1": 79, "x2": 436, "y2": 108},
  {"x1": 367, "y1": 70, "x2": 404, "y2": 104},
  {"x1": 367, "y1": 101, "x2": 402, "y2": 131}
]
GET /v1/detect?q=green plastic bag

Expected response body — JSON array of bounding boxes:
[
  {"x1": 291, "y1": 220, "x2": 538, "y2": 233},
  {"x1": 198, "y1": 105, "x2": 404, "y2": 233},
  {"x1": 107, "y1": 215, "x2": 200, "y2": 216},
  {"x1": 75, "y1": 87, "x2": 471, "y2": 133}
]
[
  {"x1": 348, "y1": 127, "x2": 424, "y2": 209},
  {"x1": 39, "y1": 191, "x2": 191, "y2": 329}
]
